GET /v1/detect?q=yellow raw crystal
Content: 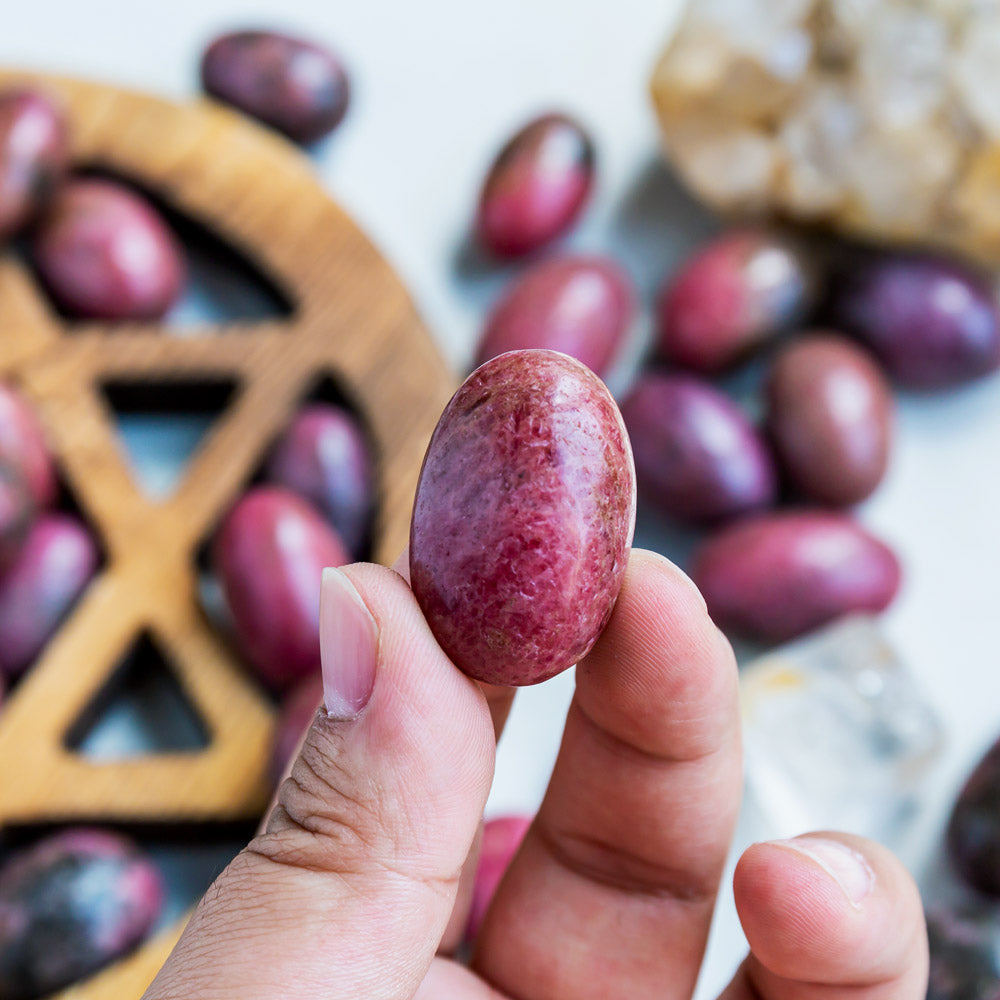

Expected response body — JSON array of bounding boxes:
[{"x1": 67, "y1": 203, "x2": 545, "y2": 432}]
[{"x1": 651, "y1": 0, "x2": 1000, "y2": 265}]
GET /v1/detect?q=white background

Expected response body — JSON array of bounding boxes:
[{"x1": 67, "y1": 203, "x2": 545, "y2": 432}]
[{"x1": 7, "y1": 1, "x2": 1000, "y2": 994}]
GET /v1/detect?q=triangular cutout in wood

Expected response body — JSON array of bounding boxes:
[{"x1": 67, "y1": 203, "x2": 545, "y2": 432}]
[
  {"x1": 100, "y1": 377, "x2": 238, "y2": 500},
  {"x1": 0, "y1": 570, "x2": 275, "y2": 825},
  {"x1": 65, "y1": 630, "x2": 209, "y2": 760}
]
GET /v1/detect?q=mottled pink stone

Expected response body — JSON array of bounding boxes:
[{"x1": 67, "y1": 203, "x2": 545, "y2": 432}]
[
  {"x1": 656, "y1": 230, "x2": 811, "y2": 373},
  {"x1": 264, "y1": 403, "x2": 375, "y2": 558},
  {"x1": 0, "y1": 513, "x2": 99, "y2": 680},
  {"x1": 32, "y1": 179, "x2": 185, "y2": 321},
  {"x1": 0, "y1": 383, "x2": 57, "y2": 510},
  {"x1": 410, "y1": 350, "x2": 635, "y2": 686}
]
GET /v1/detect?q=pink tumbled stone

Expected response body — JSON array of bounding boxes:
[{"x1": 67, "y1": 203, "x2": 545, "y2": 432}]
[
  {"x1": 656, "y1": 230, "x2": 811, "y2": 373},
  {"x1": 0, "y1": 383, "x2": 57, "y2": 510},
  {"x1": 212, "y1": 486, "x2": 350, "y2": 691},
  {"x1": 0, "y1": 828, "x2": 163, "y2": 998},
  {"x1": 692, "y1": 511, "x2": 901, "y2": 643},
  {"x1": 410, "y1": 350, "x2": 635, "y2": 687},
  {"x1": 0, "y1": 513, "x2": 99, "y2": 679},
  {"x1": 477, "y1": 256, "x2": 633, "y2": 377},
  {"x1": 264, "y1": 403, "x2": 375, "y2": 558},
  {"x1": 32, "y1": 178, "x2": 185, "y2": 321},
  {"x1": 0, "y1": 88, "x2": 69, "y2": 240}
]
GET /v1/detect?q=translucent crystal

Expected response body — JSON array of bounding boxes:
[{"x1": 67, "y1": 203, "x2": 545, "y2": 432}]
[
  {"x1": 672, "y1": 128, "x2": 777, "y2": 209},
  {"x1": 778, "y1": 83, "x2": 862, "y2": 214},
  {"x1": 654, "y1": 28, "x2": 732, "y2": 97},
  {"x1": 952, "y1": 19, "x2": 1000, "y2": 138},
  {"x1": 651, "y1": 0, "x2": 1000, "y2": 265},
  {"x1": 858, "y1": 9, "x2": 948, "y2": 128},
  {"x1": 741, "y1": 617, "x2": 945, "y2": 846},
  {"x1": 844, "y1": 122, "x2": 960, "y2": 231}
]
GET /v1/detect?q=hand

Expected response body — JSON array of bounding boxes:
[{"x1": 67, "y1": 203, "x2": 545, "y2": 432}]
[{"x1": 143, "y1": 549, "x2": 928, "y2": 1000}]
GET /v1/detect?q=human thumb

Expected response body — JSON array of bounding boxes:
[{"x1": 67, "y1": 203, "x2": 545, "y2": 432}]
[{"x1": 144, "y1": 563, "x2": 497, "y2": 1000}]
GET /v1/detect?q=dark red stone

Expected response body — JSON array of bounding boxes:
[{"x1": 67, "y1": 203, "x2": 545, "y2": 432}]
[
  {"x1": 692, "y1": 511, "x2": 900, "y2": 643},
  {"x1": 476, "y1": 114, "x2": 594, "y2": 258},
  {"x1": 477, "y1": 256, "x2": 632, "y2": 377}
]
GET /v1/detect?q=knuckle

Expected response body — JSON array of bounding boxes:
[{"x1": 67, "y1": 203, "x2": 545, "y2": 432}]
[
  {"x1": 539, "y1": 822, "x2": 720, "y2": 905},
  {"x1": 263, "y1": 718, "x2": 387, "y2": 872}
]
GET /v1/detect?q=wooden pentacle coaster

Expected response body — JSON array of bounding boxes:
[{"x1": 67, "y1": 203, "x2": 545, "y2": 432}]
[{"x1": 0, "y1": 69, "x2": 455, "y2": 998}]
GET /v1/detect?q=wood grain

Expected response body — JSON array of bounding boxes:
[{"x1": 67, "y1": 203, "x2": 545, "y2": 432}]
[{"x1": 0, "y1": 70, "x2": 455, "y2": 999}]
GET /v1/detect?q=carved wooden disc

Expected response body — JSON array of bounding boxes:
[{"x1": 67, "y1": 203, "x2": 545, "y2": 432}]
[{"x1": 0, "y1": 69, "x2": 455, "y2": 998}]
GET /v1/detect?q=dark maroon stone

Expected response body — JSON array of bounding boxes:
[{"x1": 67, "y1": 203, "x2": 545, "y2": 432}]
[
  {"x1": 948, "y1": 735, "x2": 1000, "y2": 897},
  {"x1": 265, "y1": 404, "x2": 375, "y2": 558},
  {"x1": 692, "y1": 511, "x2": 901, "y2": 643},
  {"x1": 621, "y1": 372, "x2": 776, "y2": 525},
  {"x1": 201, "y1": 30, "x2": 350, "y2": 143},
  {"x1": 830, "y1": 253, "x2": 1000, "y2": 390},
  {"x1": 766, "y1": 334, "x2": 893, "y2": 506},
  {"x1": 926, "y1": 905, "x2": 1000, "y2": 1000}
]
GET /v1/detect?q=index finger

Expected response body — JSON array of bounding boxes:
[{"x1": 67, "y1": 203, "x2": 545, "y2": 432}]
[{"x1": 473, "y1": 548, "x2": 742, "y2": 1000}]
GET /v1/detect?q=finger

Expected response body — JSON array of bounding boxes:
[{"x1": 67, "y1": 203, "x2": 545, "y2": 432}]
[
  {"x1": 145, "y1": 564, "x2": 496, "y2": 1000},
  {"x1": 391, "y1": 545, "x2": 514, "y2": 956},
  {"x1": 439, "y1": 822, "x2": 484, "y2": 953},
  {"x1": 416, "y1": 958, "x2": 506, "y2": 999},
  {"x1": 474, "y1": 548, "x2": 742, "y2": 1000},
  {"x1": 722, "y1": 833, "x2": 927, "y2": 1000}
]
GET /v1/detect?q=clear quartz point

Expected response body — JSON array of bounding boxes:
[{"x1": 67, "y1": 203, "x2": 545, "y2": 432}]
[{"x1": 741, "y1": 616, "x2": 945, "y2": 847}]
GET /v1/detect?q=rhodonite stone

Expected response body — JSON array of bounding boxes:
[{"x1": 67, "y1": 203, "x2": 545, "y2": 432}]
[{"x1": 650, "y1": 0, "x2": 1000, "y2": 264}]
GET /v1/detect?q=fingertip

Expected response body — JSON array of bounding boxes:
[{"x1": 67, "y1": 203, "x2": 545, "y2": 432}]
[
  {"x1": 627, "y1": 547, "x2": 708, "y2": 615},
  {"x1": 576, "y1": 547, "x2": 738, "y2": 762},
  {"x1": 735, "y1": 833, "x2": 926, "y2": 987}
]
